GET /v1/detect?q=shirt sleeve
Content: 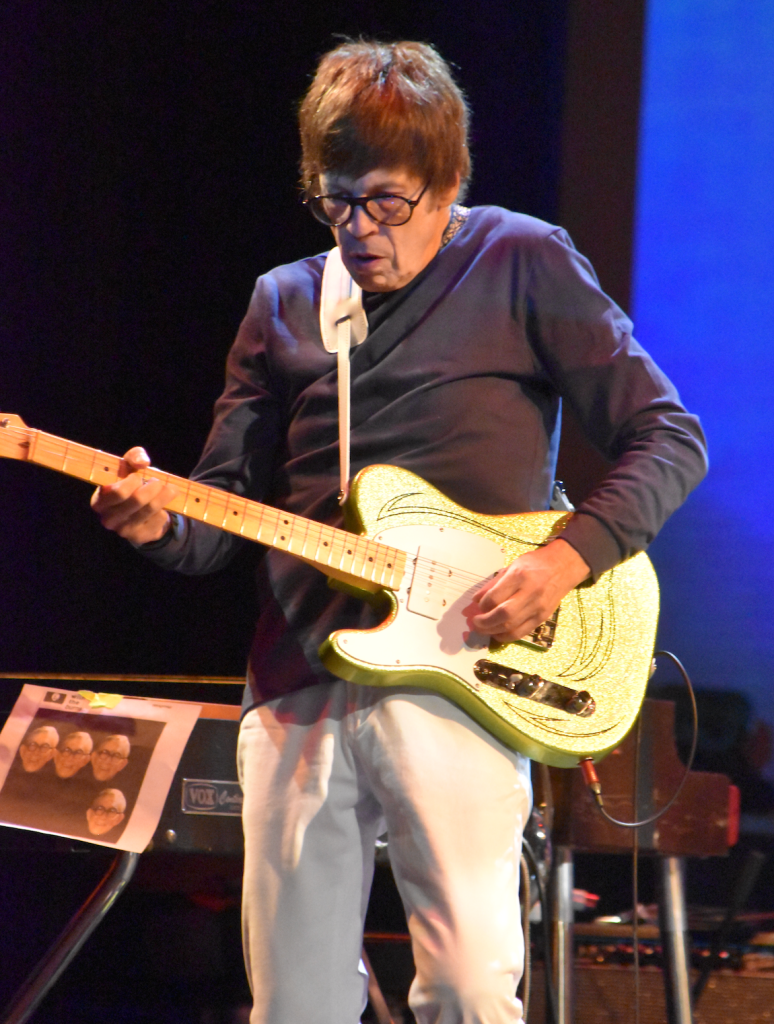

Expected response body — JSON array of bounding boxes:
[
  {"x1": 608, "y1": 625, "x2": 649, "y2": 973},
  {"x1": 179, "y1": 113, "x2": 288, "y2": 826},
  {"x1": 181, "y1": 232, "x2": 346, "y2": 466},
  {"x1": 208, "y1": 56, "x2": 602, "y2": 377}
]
[{"x1": 524, "y1": 227, "x2": 708, "y2": 578}]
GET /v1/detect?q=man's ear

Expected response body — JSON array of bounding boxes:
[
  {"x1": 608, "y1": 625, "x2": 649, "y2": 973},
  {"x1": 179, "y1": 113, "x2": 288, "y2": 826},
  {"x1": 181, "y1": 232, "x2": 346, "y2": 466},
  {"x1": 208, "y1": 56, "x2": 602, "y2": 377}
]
[{"x1": 433, "y1": 172, "x2": 461, "y2": 210}]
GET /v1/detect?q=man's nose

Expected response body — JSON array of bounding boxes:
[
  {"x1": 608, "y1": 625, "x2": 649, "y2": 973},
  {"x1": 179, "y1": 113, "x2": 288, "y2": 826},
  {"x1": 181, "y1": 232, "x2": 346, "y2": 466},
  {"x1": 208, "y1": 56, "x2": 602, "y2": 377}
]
[{"x1": 346, "y1": 206, "x2": 377, "y2": 237}]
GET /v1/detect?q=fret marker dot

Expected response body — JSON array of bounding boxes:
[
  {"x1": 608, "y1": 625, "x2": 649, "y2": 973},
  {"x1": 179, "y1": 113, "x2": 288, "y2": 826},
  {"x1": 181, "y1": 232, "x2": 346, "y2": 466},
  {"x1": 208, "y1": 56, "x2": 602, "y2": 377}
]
[
  {"x1": 368, "y1": 557, "x2": 373, "y2": 562},
  {"x1": 347, "y1": 549, "x2": 352, "y2": 554},
  {"x1": 280, "y1": 535, "x2": 286, "y2": 541}
]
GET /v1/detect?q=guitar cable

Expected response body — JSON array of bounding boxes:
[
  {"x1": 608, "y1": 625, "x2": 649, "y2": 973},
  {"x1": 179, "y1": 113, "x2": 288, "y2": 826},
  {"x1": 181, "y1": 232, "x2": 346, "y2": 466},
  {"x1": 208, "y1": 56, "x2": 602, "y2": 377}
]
[{"x1": 578, "y1": 650, "x2": 699, "y2": 829}]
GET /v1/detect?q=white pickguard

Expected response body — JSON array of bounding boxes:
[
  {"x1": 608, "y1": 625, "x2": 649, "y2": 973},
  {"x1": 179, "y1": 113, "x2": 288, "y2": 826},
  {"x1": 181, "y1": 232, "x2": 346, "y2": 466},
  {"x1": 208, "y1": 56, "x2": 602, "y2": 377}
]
[{"x1": 334, "y1": 524, "x2": 507, "y2": 679}]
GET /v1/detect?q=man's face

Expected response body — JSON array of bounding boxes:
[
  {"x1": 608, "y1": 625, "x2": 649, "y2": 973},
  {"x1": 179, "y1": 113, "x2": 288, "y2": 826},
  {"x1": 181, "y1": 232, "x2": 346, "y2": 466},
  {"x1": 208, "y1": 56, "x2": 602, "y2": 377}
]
[
  {"x1": 319, "y1": 168, "x2": 458, "y2": 293},
  {"x1": 19, "y1": 727, "x2": 59, "y2": 773},
  {"x1": 86, "y1": 789, "x2": 126, "y2": 836},
  {"x1": 91, "y1": 736, "x2": 130, "y2": 782},
  {"x1": 53, "y1": 732, "x2": 93, "y2": 779}
]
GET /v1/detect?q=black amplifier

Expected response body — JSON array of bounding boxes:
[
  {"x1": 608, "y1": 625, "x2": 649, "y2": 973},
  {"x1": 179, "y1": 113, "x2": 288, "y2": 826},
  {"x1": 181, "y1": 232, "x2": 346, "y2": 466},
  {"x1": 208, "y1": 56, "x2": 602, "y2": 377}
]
[{"x1": 150, "y1": 703, "x2": 243, "y2": 855}]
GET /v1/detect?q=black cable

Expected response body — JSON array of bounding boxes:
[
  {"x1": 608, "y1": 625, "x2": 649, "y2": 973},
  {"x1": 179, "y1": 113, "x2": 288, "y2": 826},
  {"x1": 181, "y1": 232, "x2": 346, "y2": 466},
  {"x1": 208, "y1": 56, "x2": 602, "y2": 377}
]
[
  {"x1": 581, "y1": 650, "x2": 699, "y2": 829},
  {"x1": 632, "y1": 714, "x2": 642, "y2": 1024},
  {"x1": 522, "y1": 836, "x2": 559, "y2": 1024}
]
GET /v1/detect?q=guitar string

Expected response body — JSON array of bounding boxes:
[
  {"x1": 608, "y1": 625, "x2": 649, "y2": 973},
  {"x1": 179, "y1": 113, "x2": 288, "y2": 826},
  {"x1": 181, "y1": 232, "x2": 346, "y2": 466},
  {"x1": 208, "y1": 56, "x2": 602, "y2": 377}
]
[
  {"x1": 2, "y1": 427, "x2": 587, "y2": 624},
  {"x1": 0, "y1": 427, "x2": 548, "y2": 599},
  {"x1": 1, "y1": 426, "x2": 401, "y2": 570},
  {"x1": 1, "y1": 425, "x2": 513, "y2": 592},
  {"x1": 1, "y1": 426, "x2": 551, "y2": 607}
]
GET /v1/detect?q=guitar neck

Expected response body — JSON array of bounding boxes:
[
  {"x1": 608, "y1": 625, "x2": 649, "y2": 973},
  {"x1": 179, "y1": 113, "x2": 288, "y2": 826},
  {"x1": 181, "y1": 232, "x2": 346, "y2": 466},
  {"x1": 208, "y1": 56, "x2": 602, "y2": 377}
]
[{"x1": 21, "y1": 427, "x2": 406, "y2": 593}]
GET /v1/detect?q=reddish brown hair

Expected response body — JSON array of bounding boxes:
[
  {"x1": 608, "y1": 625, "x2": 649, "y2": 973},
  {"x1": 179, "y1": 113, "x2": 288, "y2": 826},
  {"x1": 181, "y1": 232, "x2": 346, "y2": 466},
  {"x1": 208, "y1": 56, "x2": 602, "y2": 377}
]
[{"x1": 299, "y1": 40, "x2": 471, "y2": 198}]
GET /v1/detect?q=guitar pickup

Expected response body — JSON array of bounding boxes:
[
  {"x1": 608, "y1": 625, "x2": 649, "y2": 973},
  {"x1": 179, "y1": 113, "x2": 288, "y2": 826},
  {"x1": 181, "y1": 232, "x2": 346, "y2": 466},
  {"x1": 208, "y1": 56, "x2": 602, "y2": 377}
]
[{"x1": 473, "y1": 659, "x2": 596, "y2": 717}]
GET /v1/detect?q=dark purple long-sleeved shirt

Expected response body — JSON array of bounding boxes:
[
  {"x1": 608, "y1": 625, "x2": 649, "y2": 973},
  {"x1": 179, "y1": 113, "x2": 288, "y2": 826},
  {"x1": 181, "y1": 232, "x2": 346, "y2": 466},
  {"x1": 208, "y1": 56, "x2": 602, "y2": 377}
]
[{"x1": 141, "y1": 206, "x2": 708, "y2": 708}]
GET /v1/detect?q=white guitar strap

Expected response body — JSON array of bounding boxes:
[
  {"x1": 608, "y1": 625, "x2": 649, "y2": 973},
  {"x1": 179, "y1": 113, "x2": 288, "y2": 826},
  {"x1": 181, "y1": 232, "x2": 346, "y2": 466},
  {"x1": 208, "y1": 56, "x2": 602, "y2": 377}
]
[{"x1": 320, "y1": 246, "x2": 369, "y2": 504}]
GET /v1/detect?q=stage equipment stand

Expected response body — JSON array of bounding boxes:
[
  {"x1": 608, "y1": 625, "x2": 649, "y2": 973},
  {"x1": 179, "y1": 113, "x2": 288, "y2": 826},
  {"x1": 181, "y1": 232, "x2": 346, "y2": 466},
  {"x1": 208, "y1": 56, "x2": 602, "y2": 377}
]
[
  {"x1": 552, "y1": 845, "x2": 575, "y2": 1024},
  {"x1": 548, "y1": 698, "x2": 738, "y2": 1024},
  {"x1": 2, "y1": 851, "x2": 139, "y2": 1024},
  {"x1": 658, "y1": 856, "x2": 693, "y2": 1024}
]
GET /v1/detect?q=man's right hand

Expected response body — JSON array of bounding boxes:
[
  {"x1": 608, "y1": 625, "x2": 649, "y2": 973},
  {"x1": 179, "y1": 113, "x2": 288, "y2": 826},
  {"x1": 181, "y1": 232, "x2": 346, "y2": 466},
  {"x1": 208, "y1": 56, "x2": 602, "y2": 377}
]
[{"x1": 90, "y1": 447, "x2": 177, "y2": 546}]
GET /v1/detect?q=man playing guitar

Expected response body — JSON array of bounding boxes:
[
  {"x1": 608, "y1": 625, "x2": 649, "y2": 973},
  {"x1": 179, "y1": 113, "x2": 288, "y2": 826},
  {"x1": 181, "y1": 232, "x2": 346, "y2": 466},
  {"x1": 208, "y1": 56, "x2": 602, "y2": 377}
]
[{"x1": 91, "y1": 40, "x2": 707, "y2": 1024}]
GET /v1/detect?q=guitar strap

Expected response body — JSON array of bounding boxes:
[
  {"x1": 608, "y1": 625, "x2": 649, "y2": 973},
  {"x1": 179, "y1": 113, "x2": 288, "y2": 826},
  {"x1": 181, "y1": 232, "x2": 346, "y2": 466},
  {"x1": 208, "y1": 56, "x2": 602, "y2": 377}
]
[
  {"x1": 319, "y1": 246, "x2": 369, "y2": 504},
  {"x1": 319, "y1": 208, "x2": 469, "y2": 504}
]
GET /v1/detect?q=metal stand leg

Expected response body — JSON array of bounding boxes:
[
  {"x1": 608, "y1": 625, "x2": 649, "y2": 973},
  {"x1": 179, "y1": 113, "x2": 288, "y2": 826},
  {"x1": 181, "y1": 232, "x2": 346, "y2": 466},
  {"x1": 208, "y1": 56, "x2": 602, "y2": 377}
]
[
  {"x1": 658, "y1": 855, "x2": 693, "y2": 1024},
  {"x1": 1, "y1": 850, "x2": 139, "y2": 1024},
  {"x1": 552, "y1": 845, "x2": 574, "y2": 1024}
]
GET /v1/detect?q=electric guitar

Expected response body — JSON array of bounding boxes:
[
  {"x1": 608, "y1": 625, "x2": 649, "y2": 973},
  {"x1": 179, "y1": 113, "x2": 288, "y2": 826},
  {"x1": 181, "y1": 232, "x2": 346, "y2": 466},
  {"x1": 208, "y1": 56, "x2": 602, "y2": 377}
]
[{"x1": 0, "y1": 414, "x2": 659, "y2": 767}]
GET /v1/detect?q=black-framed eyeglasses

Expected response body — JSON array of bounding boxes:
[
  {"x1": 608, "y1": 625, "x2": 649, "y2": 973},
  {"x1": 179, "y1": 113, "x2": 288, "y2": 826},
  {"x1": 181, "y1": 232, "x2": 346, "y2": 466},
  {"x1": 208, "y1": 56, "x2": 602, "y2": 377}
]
[
  {"x1": 23, "y1": 741, "x2": 55, "y2": 753},
  {"x1": 95, "y1": 749, "x2": 128, "y2": 761},
  {"x1": 304, "y1": 182, "x2": 429, "y2": 227},
  {"x1": 59, "y1": 746, "x2": 90, "y2": 757},
  {"x1": 90, "y1": 804, "x2": 122, "y2": 817}
]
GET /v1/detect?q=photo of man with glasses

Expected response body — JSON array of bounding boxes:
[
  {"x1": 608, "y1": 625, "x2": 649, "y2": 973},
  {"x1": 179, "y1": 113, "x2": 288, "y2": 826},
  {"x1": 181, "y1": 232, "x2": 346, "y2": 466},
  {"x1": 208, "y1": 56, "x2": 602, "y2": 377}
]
[
  {"x1": 0, "y1": 725, "x2": 62, "y2": 826},
  {"x1": 85, "y1": 788, "x2": 127, "y2": 839},
  {"x1": 51, "y1": 731, "x2": 94, "y2": 780},
  {"x1": 90, "y1": 734, "x2": 131, "y2": 784},
  {"x1": 17, "y1": 726, "x2": 60, "y2": 775}
]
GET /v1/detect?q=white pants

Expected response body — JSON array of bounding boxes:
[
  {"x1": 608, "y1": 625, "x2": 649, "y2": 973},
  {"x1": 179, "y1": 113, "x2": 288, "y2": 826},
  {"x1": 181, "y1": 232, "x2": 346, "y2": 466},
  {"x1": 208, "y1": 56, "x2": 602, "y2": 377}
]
[{"x1": 237, "y1": 681, "x2": 532, "y2": 1024}]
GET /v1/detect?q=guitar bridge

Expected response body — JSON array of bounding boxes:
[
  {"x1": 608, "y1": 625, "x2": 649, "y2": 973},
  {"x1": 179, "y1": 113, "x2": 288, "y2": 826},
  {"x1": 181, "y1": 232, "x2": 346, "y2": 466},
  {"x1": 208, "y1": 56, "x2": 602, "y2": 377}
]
[
  {"x1": 521, "y1": 608, "x2": 559, "y2": 651},
  {"x1": 473, "y1": 659, "x2": 596, "y2": 717}
]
